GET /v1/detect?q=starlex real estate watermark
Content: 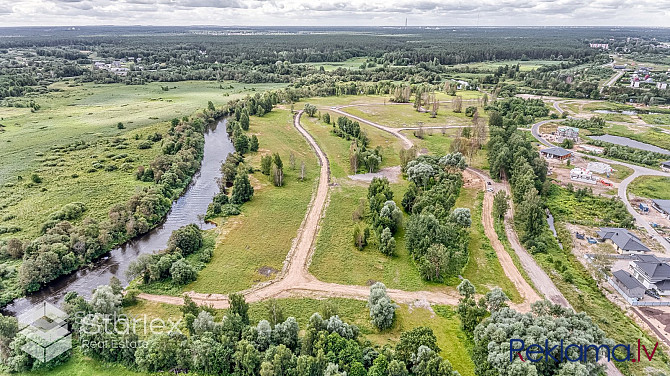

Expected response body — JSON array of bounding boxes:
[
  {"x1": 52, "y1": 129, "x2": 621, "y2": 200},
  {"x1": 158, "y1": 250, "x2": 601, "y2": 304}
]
[
  {"x1": 17, "y1": 302, "x2": 72, "y2": 363},
  {"x1": 509, "y1": 339, "x2": 659, "y2": 363}
]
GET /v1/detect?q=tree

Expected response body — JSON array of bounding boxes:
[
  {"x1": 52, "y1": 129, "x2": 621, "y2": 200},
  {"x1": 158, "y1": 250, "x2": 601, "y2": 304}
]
[
  {"x1": 323, "y1": 112, "x2": 331, "y2": 124},
  {"x1": 450, "y1": 208, "x2": 471, "y2": 228},
  {"x1": 272, "y1": 153, "x2": 284, "y2": 187},
  {"x1": 379, "y1": 227, "x2": 396, "y2": 256},
  {"x1": 465, "y1": 106, "x2": 477, "y2": 117},
  {"x1": 304, "y1": 103, "x2": 318, "y2": 117},
  {"x1": 231, "y1": 172, "x2": 254, "y2": 204},
  {"x1": 168, "y1": 224, "x2": 203, "y2": 255},
  {"x1": 300, "y1": 161, "x2": 306, "y2": 181},
  {"x1": 518, "y1": 188, "x2": 544, "y2": 241},
  {"x1": 260, "y1": 155, "x2": 272, "y2": 175},
  {"x1": 0, "y1": 314, "x2": 18, "y2": 361},
  {"x1": 5, "y1": 238, "x2": 23, "y2": 259},
  {"x1": 368, "y1": 282, "x2": 397, "y2": 330},
  {"x1": 229, "y1": 293, "x2": 250, "y2": 324},
  {"x1": 117, "y1": 122, "x2": 125, "y2": 129},
  {"x1": 353, "y1": 224, "x2": 369, "y2": 250},
  {"x1": 485, "y1": 287, "x2": 509, "y2": 312},
  {"x1": 289, "y1": 152, "x2": 296, "y2": 170},
  {"x1": 240, "y1": 112, "x2": 250, "y2": 130},
  {"x1": 250, "y1": 135, "x2": 259, "y2": 152},
  {"x1": 395, "y1": 326, "x2": 440, "y2": 366},
  {"x1": 452, "y1": 96, "x2": 462, "y2": 113},
  {"x1": 488, "y1": 111, "x2": 503, "y2": 127},
  {"x1": 90, "y1": 285, "x2": 121, "y2": 314},
  {"x1": 473, "y1": 301, "x2": 610, "y2": 376},
  {"x1": 457, "y1": 280, "x2": 487, "y2": 336},
  {"x1": 493, "y1": 191, "x2": 509, "y2": 219},
  {"x1": 170, "y1": 259, "x2": 197, "y2": 285},
  {"x1": 419, "y1": 244, "x2": 449, "y2": 282},
  {"x1": 377, "y1": 200, "x2": 402, "y2": 233}
]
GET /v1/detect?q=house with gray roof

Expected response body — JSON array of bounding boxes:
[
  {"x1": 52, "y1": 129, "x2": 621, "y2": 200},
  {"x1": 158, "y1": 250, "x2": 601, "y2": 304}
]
[
  {"x1": 597, "y1": 227, "x2": 651, "y2": 254},
  {"x1": 540, "y1": 147, "x2": 572, "y2": 161},
  {"x1": 629, "y1": 255, "x2": 670, "y2": 295},
  {"x1": 612, "y1": 270, "x2": 646, "y2": 300},
  {"x1": 652, "y1": 199, "x2": 670, "y2": 218}
]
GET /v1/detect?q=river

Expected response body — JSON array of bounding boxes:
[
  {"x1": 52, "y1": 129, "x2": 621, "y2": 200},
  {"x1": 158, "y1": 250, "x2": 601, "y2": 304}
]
[
  {"x1": 589, "y1": 134, "x2": 670, "y2": 155},
  {"x1": 2, "y1": 119, "x2": 233, "y2": 316}
]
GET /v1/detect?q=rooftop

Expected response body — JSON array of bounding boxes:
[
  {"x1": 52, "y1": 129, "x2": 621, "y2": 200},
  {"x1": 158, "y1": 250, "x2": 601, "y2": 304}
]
[
  {"x1": 597, "y1": 227, "x2": 651, "y2": 253},
  {"x1": 652, "y1": 199, "x2": 670, "y2": 214},
  {"x1": 540, "y1": 147, "x2": 572, "y2": 157},
  {"x1": 636, "y1": 261, "x2": 670, "y2": 281},
  {"x1": 612, "y1": 270, "x2": 646, "y2": 291}
]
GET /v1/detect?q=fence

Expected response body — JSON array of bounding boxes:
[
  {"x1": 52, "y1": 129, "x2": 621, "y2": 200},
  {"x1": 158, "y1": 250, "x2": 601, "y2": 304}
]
[{"x1": 608, "y1": 277, "x2": 670, "y2": 306}]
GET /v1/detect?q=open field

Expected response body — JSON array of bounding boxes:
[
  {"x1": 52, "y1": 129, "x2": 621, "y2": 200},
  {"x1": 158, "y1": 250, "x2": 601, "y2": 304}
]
[
  {"x1": 0, "y1": 81, "x2": 286, "y2": 241},
  {"x1": 629, "y1": 176, "x2": 670, "y2": 199},
  {"x1": 342, "y1": 102, "x2": 486, "y2": 129},
  {"x1": 451, "y1": 59, "x2": 561, "y2": 72},
  {"x1": 184, "y1": 109, "x2": 319, "y2": 294}
]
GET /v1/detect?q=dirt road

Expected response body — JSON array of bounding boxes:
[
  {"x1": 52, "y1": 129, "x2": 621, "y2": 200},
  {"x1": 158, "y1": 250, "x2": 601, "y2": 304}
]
[{"x1": 466, "y1": 169, "x2": 540, "y2": 312}]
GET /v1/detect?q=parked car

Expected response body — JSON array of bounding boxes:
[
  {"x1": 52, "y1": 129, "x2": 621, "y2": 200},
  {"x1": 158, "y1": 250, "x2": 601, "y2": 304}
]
[{"x1": 646, "y1": 289, "x2": 661, "y2": 300}]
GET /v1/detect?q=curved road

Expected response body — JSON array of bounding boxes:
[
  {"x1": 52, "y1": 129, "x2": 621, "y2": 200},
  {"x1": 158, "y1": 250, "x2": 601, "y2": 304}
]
[{"x1": 531, "y1": 120, "x2": 670, "y2": 252}]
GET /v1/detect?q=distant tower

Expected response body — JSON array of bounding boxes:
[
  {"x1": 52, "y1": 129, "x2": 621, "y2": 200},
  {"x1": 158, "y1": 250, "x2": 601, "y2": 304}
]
[{"x1": 405, "y1": 18, "x2": 407, "y2": 29}]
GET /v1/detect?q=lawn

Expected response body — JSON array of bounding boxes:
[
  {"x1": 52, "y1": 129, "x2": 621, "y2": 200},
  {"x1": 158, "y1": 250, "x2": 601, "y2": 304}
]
[
  {"x1": 629, "y1": 176, "x2": 670, "y2": 199},
  {"x1": 184, "y1": 109, "x2": 319, "y2": 294},
  {"x1": 641, "y1": 113, "x2": 670, "y2": 125}
]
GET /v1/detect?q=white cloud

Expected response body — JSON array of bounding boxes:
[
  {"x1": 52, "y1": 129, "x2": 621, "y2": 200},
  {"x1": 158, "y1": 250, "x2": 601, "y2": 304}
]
[{"x1": 0, "y1": 0, "x2": 668, "y2": 26}]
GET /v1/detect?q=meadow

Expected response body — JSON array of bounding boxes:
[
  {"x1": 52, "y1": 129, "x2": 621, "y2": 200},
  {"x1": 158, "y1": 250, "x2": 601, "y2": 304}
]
[
  {"x1": 629, "y1": 176, "x2": 670, "y2": 199},
  {"x1": 0, "y1": 81, "x2": 286, "y2": 241},
  {"x1": 184, "y1": 109, "x2": 320, "y2": 294}
]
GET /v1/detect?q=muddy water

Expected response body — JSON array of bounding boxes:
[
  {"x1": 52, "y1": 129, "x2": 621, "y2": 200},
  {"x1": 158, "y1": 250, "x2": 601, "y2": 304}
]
[{"x1": 2, "y1": 119, "x2": 233, "y2": 315}]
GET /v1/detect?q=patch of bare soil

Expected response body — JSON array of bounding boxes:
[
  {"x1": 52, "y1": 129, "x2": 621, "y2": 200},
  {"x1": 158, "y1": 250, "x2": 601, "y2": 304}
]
[{"x1": 348, "y1": 166, "x2": 402, "y2": 183}]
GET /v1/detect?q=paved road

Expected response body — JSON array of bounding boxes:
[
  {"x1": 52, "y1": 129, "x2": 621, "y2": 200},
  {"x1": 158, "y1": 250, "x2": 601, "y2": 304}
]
[
  {"x1": 531, "y1": 120, "x2": 670, "y2": 253},
  {"x1": 601, "y1": 70, "x2": 624, "y2": 94}
]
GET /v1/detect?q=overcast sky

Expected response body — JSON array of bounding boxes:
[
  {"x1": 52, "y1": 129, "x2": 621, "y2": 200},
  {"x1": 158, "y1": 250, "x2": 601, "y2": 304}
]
[{"x1": 1, "y1": 0, "x2": 669, "y2": 27}]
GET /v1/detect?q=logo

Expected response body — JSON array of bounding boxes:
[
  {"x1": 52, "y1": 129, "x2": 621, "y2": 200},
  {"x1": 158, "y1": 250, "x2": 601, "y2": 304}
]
[
  {"x1": 17, "y1": 302, "x2": 72, "y2": 363},
  {"x1": 510, "y1": 339, "x2": 658, "y2": 363}
]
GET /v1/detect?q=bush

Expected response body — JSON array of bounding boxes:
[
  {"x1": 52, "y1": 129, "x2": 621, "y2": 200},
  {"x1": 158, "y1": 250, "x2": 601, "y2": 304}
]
[
  {"x1": 138, "y1": 140, "x2": 153, "y2": 149},
  {"x1": 170, "y1": 259, "x2": 197, "y2": 285}
]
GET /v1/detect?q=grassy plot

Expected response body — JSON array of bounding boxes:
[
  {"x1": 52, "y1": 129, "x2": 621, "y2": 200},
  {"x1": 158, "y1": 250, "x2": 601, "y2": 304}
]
[
  {"x1": 641, "y1": 113, "x2": 670, "y2": 125},
  {"x1": 0, "y1": 80, "x2": 286, "y2": 241},
  {"x1": 629, "y1": 176, "x2": 670, "y2": 199},
  {"x1": 342, "y1": 103, "x2": 485, "y2": 129},
  {"x1": 450, "y1": 59, "x2": 560, "y2": 72},
  {"x1": 17, "y1": 350, "x2": 148, "y2": 376},
  {"x1": 185, "y1": 109, "x2": 319, "y2": 294}
]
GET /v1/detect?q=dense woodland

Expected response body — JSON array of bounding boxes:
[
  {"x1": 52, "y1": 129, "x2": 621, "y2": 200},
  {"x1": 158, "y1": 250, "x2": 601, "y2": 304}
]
[{"x1": 2, "y1": 26, "x2": 669, "y2": 105}]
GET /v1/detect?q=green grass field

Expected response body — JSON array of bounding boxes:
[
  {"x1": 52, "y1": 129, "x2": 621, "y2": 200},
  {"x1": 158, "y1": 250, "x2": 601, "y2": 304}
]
[
  {"x1": 184, "y1": 109, "x2": 319, "y2": 294},
  {"x1": 0, "y1": 80, "x2": 286, "y2": 241},
  {"x1": 342, "y1": 103, "x2": 486, "y2": 129},
  {"x1": 629, "y1": 176, "x2": 670, "y2": 199},
  {"x1": 450, "y1": 59, "x2": 560, "y2": 72},
  {"x1": 605, "y1": 122, "x2": 670, "y2": 151}
]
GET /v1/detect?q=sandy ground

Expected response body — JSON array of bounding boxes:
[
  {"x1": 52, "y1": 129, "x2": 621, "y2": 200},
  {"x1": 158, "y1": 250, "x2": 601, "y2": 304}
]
[{"x1": 348, "y1": 166, "x2": 401, "y2": 183}]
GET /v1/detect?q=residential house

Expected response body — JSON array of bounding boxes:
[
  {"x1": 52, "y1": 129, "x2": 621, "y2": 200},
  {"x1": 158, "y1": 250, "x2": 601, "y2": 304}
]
[
  {"x1": 629, "y1": 254, "x2": 670, "y2": 295},
  {"x1": 597, "y1": 227, "x2": 651, "y2": 254},
  {"x1": 612, "y1": 270, "x2": 646, "y2": 300},
  {"x1": 652, "y1": 199, "x2": 670, "y2": 219},
  {"x1": 540, "y1": 147, "x2": 572, "y2": 161},
  {"x1": 556, "y1": 126, "x2": 579, "y2": 141}
]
